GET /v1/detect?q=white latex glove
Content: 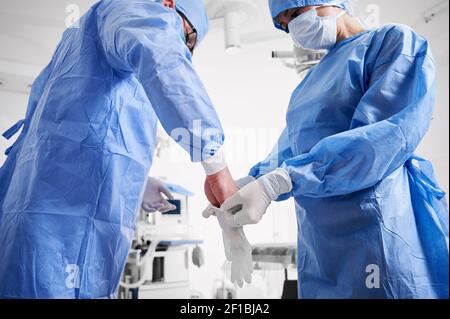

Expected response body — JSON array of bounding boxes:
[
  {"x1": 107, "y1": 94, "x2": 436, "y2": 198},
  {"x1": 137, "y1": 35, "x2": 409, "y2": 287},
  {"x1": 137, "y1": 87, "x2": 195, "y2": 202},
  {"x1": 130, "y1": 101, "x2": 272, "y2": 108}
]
[
  {"x1": 221, "y1": 168, "x2": 292, "y2": 227},
  {"x1": 141, "y1": 177, "x2": 176, "y2": 213},
  {"x1": 203, "y1": 205, "x2": 253, "y2": 287},
  {"x1": 235, "y1": 176, "x2": 256, "y2": 189}
]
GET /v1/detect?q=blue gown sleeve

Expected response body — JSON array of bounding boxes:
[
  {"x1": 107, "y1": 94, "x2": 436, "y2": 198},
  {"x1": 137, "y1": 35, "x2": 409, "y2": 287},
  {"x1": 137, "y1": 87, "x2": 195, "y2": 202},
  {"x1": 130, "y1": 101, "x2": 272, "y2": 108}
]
[
  {"x1": 249, "y1": 127, "x2": 295, "y2": 201},
  {"x1": 281, "y1": 25, "x2": 436, "y2": 198},
  {"x1": 97, "y1": 0, "x2": 224, "y2": 162}
]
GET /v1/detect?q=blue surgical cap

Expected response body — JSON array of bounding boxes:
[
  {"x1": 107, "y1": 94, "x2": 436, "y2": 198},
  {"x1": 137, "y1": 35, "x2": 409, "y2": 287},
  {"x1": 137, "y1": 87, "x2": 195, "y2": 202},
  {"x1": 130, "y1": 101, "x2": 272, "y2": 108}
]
[
  {"x1": 268, "y1": 0, "x2": 351, "y2": 32},
  {"x1": 175, "y1": 0, "x2": 209, "y2": 45}
]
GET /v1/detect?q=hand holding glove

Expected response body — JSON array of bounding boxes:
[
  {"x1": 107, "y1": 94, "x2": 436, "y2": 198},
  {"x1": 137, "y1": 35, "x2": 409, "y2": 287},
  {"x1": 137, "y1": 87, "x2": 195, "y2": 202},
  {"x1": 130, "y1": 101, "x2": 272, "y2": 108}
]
[
  {"x1": 204, "y1": 167, "x2": 238, "y2": 206},
  {"x1": 141, "y1": 177, "x2": 176, "y2": 213},
  {"x1": 222, "y1": 168, "x2": 292, "y2": 227},
  {"x1": 201, "y1": 169, "x2": 291, "y2": 287}
]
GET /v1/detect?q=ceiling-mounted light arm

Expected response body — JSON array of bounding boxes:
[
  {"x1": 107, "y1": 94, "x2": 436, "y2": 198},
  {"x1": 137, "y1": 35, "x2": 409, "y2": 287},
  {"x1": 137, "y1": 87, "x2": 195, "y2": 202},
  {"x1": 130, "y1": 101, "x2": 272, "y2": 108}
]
[
  {"x1": 272, "y1": 51, "x2": 296, "y2": 69},
  {"x1": 272, "y1": 51, "x2": 295, "y2": 59},
  {"x1": 272, "y1": 47, "x2": 326, "y2": 77},
  {"x1": 224, "y1": 11, "x2": 242, "y2": 53},
  {"x1": 207, "y1": 0, "x2": 258, "y2": 54}
]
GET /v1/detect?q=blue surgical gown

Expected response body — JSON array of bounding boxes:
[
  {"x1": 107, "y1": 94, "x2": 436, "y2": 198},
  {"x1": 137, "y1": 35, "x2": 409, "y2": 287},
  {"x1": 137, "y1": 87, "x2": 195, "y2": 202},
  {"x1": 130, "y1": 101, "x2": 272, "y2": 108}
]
[
  {"x1": 249, "y1": 25, "x2": 449, "y2": 299},
  {"x1": 0, "y1": 0, "x2": 223, "y2": 298}
]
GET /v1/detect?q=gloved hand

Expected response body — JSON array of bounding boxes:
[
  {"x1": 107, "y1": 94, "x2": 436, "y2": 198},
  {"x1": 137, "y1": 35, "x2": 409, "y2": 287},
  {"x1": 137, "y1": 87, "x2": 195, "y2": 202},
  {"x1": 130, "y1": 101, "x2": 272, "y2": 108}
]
[
  {"x1": 203, "y1": 205, "x2": 253, "y2": 287},
  {"x1": 204, "y1": 167, "x2": 238, "y2": 206},
  {"x1": 141, "y1": 177, "x2": 176, "y2": 213},
  {"x1": 221, "y1": 168, "x2": 292, "y2": 227},
  {"x1": 235, "y1": 176, "x2": 256, "y2": 189}
]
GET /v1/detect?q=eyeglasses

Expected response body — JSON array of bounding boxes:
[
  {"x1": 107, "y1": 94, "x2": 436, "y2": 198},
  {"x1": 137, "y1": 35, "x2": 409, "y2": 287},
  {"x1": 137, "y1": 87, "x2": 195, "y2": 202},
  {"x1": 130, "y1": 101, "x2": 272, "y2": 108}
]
[
  {"x1": 275, "y1": 7, "x2": 317, "y2": 32},
  {"x1": 177, "y1": 11, "x2": 197, "y2": 54},
  {"x1": 185, "y1": 29, "x2": 197, "y2": 54},
  {"x1": 274, "y1": 8, "x2": 303, "y2": 32}
]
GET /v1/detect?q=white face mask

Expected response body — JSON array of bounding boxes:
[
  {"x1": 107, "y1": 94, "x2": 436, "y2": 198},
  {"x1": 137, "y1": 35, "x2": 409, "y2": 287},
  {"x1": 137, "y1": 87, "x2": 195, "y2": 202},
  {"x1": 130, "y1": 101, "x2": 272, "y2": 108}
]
[{"x1": 288, "y1": 8, "x2": 346, "y2": 51}]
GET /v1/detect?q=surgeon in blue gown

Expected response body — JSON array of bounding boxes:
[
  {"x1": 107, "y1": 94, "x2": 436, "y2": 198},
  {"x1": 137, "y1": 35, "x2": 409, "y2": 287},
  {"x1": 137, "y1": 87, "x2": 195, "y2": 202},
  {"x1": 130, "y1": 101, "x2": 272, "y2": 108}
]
[
  {"x1": 219, "y1": 0, "x2": 449, "y2": 298},
  {"x1": 0, "y1": 0, "x2": 238, "y2": 298}
]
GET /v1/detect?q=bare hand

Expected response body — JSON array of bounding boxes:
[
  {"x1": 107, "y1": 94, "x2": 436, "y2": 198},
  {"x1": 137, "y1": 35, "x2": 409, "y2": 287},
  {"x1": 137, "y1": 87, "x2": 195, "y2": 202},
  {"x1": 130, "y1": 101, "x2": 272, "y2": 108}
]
[{"x1": 205, "y1": 167, "x2": 238, "y2": 206}]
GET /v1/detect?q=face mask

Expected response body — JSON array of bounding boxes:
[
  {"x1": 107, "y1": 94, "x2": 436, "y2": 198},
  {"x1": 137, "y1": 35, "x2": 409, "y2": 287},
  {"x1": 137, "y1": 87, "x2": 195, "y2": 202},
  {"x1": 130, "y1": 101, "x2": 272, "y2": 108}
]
[{"x1": 288, "y1": 8, "x2": 346, "y2": 51}]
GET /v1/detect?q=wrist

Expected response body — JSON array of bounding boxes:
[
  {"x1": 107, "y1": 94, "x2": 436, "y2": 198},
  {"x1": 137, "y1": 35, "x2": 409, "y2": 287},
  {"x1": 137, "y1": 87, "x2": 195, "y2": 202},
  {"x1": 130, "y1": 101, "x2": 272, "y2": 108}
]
[
  {"x1": 201, "y1": 147, "x2": 227, "y2": 176},
  {"x1": 206, "y1": 167, "x2": 238, "y2": 205},
  {"x1": 258, "y1": 168, "x2": 292, "y2": 201},
  {"x1": 235, "y1": 176, "x2": 256, "y2": 189}
]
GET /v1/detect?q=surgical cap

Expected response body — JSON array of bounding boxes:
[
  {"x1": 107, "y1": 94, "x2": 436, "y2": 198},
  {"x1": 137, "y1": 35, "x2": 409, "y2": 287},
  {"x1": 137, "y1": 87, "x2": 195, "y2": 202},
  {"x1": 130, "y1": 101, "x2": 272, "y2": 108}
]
[
  {"x1": 268, "y1": 0, "x2": 351, "y2": 32},
  {"x1": 175, "y1": 0, "x2": 209, "y2": 44}
]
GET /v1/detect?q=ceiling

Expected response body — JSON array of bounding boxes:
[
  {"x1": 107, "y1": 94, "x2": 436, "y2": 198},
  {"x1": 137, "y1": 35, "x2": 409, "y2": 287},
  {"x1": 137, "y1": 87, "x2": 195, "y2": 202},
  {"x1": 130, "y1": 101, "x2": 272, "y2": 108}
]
[{"x1": 0, "y1": 0, "x2": 448, "y2": 93}]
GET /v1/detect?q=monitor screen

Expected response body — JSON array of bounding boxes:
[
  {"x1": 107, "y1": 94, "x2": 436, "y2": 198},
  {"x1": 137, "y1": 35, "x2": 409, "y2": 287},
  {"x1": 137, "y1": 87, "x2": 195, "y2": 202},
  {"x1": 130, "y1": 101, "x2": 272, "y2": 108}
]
[{"x1": 163, "y1": 199, "x2": 181, "y2": 215}]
